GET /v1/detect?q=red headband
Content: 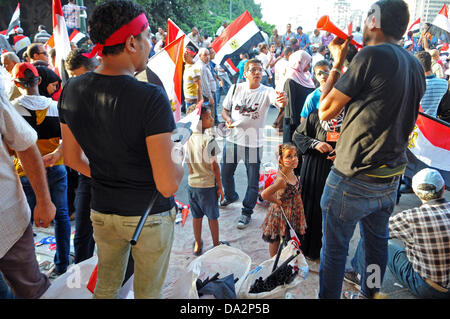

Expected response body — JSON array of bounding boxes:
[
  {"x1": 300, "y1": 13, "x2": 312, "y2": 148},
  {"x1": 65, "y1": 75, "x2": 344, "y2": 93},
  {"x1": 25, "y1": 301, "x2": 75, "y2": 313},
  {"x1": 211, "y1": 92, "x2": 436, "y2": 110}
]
[{"x1": 83, "y1": 13, "x2": 149, "y2": 58}]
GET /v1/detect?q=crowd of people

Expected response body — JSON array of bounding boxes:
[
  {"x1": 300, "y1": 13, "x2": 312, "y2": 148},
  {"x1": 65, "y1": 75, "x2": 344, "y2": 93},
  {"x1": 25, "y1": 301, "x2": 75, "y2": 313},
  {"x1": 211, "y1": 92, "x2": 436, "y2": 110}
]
[{"x1": 0, "y1": 0, "x2": 448, "y2": 300}]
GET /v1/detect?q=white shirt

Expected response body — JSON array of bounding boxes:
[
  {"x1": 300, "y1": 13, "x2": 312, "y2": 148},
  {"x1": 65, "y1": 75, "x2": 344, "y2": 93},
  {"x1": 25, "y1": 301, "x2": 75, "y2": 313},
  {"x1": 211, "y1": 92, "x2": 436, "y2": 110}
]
[
  {"x1": 274, "y1": 58, "x2": 289, "y2": 92},
  {"x1": 312, "y1": 52, "x2": 325, "y2": 67},
  {"x1": 0, "y1": 90, "x2": 37, "y2": 258},
  {"x1": 222, "y1": 82, "x2": 278, "y2": 148},
  {"x1": 195, "y1": 59, "x2": 215, "y2": 98},
  {"x1": 310, "y1": 34, "x2": 322, "y2": 45},
  {"x1": 257, "y1": 53, "x2": 271, "y2": 75}
]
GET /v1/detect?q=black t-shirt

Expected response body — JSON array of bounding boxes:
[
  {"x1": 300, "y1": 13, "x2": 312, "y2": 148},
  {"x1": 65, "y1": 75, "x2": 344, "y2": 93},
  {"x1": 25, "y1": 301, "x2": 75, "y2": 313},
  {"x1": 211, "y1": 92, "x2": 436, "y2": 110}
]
[
  {"x1": 333, "y1": 43, "x2": 426, "y2": 176},
  {"x1": 58, "y1": 72, "x2": 176, "y2": 216}
]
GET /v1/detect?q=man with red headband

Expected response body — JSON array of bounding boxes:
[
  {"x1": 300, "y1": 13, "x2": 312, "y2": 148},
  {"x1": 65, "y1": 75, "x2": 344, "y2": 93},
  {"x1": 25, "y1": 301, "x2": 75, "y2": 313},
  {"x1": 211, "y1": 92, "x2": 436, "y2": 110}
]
[{"x1": 58, "y1": 0, "x2": 184, "y2": 299}]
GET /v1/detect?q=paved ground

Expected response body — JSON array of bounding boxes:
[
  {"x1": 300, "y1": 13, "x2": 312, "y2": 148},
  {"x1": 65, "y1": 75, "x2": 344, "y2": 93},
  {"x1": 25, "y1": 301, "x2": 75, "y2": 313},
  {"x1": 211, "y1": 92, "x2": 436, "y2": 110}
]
[{"x1": 34, "y1": 101, "x2": 449, "y2": 299}]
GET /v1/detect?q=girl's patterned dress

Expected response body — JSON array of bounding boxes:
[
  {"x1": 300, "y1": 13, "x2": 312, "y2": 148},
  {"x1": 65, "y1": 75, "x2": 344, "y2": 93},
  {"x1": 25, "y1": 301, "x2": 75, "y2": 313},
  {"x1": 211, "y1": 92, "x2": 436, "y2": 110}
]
[{"x1": 261, "y1": 172, "x2": 306, "y2": 243}]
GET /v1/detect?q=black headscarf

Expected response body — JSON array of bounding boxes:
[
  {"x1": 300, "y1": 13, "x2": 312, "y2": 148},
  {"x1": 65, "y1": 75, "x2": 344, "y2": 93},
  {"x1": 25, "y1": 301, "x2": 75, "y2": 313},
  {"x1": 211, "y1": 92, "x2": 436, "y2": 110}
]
[{"x1": 36, "y1": 65, "x2": 61, "y2": 98}]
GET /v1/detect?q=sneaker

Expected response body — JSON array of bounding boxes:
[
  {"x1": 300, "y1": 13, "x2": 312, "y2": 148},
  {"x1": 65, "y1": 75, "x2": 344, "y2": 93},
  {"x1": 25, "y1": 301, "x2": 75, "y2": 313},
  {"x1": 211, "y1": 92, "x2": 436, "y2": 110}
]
[
  {"x1": 220, "y1": 196, "x2": 239, "y2": 207},
  {"x1": 237, "y1": 215, "x2": 251, "y2": 229},
  {"x1": 342, "y1": 291, "x2": 368, "y2": 299},
  {"x1": 344, "y1": 270, "x2": 361, "y2": 290}
]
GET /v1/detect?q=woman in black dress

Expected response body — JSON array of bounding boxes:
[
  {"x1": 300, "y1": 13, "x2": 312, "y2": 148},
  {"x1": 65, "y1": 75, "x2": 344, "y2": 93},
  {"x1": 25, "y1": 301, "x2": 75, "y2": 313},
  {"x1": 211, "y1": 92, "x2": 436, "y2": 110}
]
[{"x1": 292, "y1": 109, "x2": 344, "y2": 260}]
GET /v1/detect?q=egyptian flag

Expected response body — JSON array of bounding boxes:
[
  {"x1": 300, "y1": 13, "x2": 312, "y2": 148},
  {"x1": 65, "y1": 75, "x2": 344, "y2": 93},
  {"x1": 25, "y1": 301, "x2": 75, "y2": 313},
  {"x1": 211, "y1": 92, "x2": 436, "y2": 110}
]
[
  {"x1": 280, "y1": 206, "x2": 301, "y2": 251},
  {"x1": 408, "y1": 110, "x2": 450, "y2": 180},
  {"x1": 165, "y1": 18, "x2": 199, "y2": 56},
  {"x1": 224, "y1": 58, "x2": 239, "y2": 76},
  {"x1": 211, "y1": 10, "x2": 264, "y2": 74},
  {"x1": 430, "y1": 4, "x2": 450, "y2": 42},
  {"x1": 6, "y1": 3, "x2": 20, "y2": 36},
  {"x1": 347, "y1": 21, "x2": 353, "y2": 35},
  {"x1": 147, "y1": 35, "x2": 185, "y2": 121},
  {"x1": 69, "y1": 29, "x2": 88, "y2": 46},
  {"x1": 52, "y1": 0, "x2": 71, "y2": 83},
  {"x1": 408, "y1": 17, "x2": 421, "y2": 33}
]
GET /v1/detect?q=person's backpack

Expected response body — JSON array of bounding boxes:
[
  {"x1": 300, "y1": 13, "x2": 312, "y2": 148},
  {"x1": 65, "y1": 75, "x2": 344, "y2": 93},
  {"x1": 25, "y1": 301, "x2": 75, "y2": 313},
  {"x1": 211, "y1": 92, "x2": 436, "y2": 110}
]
[{"x1": 437, "y1": 88, "x2": 450, "y2": 123}]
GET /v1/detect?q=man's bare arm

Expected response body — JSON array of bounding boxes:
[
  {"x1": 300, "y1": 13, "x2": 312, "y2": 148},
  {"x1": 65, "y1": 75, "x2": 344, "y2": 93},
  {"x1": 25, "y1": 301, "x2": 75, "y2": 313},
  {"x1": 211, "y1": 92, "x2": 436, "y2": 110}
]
[
  {"x1": 60, "y1": 123, "x2": 91, "y2": 177},
  {"x1": 146, "y1": 132, "x2": 184, "y2": 198},
  {"x1": 16, "y1": 144, "x2": 56, "y2": 227}
]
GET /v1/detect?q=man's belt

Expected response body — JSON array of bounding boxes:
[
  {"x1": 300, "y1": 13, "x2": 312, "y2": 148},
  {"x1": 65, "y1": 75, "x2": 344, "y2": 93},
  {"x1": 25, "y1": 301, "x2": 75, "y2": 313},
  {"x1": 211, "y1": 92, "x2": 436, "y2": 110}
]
[
  {"x1": 353, "y1": 173, "x2": 400, "y2": 184},
  {"x1": 425, "y1": 278, "x2": 449, "y2": 293}
]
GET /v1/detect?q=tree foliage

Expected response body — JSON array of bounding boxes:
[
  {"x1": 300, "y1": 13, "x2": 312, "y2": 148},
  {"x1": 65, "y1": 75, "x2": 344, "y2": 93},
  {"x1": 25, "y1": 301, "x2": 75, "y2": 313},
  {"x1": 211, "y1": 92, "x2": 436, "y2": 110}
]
[{"x1": 94, "y1": 0, "x2": 274, "y2": 38}]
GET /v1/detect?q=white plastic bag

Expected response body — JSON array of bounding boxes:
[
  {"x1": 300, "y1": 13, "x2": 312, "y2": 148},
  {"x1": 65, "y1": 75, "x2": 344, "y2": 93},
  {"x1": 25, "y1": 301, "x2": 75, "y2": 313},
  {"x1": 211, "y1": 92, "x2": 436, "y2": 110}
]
[
  {"x1": 164, "y1": 244, "x2": 252, "y2": 299},
  {"x1": 41, "y1": 256, "x2": 98, "y2": 299},
  {"x1": 41, "y1": 256, "x2": 134, "y2": 299},
  {"x1": 238, "y1": 240, "x2": 308, "y2": 299}
]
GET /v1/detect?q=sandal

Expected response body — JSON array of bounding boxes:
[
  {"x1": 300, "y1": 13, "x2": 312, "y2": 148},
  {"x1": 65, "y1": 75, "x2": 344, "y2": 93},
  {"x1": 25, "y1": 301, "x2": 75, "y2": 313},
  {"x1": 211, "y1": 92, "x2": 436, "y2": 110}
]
[
  {"x1": 193, "y1": 240, "x2": 203, "y2": 256},
  {"x1": 342, "y1": 291, "x2": 368, "y2": 299},
  {"x1": 219, "y1": 241, "x2": 230, "y2": 246}
]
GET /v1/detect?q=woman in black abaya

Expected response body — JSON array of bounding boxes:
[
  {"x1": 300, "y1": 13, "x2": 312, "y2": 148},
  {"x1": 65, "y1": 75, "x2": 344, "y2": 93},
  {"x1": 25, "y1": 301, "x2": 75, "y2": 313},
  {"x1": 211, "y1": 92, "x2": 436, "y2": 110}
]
[{"x1": 292, "y1": 109, "x2": 344, "y2": 260}]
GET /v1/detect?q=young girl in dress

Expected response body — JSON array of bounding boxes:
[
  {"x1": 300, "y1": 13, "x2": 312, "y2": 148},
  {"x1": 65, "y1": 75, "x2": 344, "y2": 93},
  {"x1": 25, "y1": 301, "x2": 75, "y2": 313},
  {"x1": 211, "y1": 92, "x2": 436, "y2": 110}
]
[{"x1": 261, "y1": 143, "x2": 306, "y2": 257}]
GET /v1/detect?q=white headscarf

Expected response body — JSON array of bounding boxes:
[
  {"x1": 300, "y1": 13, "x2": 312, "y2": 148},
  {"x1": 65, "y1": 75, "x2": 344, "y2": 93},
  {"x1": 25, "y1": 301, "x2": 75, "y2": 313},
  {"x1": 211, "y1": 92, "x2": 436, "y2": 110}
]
[{"x1": 285, "y1": 50, "x2": 315, "y2": 89}]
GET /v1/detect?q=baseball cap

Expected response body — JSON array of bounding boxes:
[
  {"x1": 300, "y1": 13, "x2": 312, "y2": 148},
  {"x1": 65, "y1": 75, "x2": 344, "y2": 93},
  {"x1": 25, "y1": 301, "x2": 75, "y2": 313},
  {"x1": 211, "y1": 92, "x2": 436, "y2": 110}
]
[
  {"x1": 12, "y1": 62, "x2": 40, "y2": 88},
  {"x1": 412, "y1": 168, "x2": 445, "y2": 194}
]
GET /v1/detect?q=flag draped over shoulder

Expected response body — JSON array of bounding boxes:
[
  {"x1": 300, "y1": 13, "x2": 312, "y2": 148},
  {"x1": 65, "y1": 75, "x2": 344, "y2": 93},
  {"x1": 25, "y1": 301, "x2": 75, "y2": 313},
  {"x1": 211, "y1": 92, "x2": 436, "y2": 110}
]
[
  {"x1": 147, "y1": 35, "x2": 185, "y2": 121},
  {"x1": 408, "y1": 110, "x2": 450, "y2": 173},
  {"x1": 7, "y1": 3, "x2": 20, "y2": 36},
  {"x1": 211, "y1": 10, "x2": 264, "y2": 73}
]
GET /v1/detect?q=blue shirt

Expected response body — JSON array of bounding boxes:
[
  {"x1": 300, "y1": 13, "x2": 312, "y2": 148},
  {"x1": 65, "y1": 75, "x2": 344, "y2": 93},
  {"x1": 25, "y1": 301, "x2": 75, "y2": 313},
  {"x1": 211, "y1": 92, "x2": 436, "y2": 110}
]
[
  {"x1": 421, "y1": 75, "x2": 448, "y2": 117},
  {"x1": 300, "y1": 88, "x2": 321, "y2": 118},
  {"x1": 237, "y1": 59, "x2": 247, "y2": 81},
  {"x1": 296, "y1": 33, "x2": 310, "y2": 49}
]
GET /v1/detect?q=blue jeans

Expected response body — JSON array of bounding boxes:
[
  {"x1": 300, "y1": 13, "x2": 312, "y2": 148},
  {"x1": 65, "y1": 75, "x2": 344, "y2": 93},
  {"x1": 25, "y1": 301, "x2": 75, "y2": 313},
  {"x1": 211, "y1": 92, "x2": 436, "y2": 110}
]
[
  {"x1": 318, "y1": 168, "x2": 399, "y2": 298},
  {"x1": 0, "y1": 273, "x2": 15, "y2": 299},
  {"x1": 351, "y1": 240, "x2": 450, "y2": 298},
  {"x1": 21, "y1": 165, "x2": 71, "y2": 274},
  {"x1": 74, "y1": 174, "x2": 95, "y2": 264},
  {"x1": 221, "y1": 141, "x2": 262, "y2": 216}
]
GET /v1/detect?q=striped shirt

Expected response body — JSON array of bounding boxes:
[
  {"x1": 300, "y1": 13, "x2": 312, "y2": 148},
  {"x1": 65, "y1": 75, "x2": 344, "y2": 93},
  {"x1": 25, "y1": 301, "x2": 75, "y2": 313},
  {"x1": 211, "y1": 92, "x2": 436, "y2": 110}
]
[
  {"x1": 389, "y1": 198, "x2": 450, "y2": 289},
  {"x1": 62, "y1": 3, "x2": 86, "y2": 29},
  {"x1": 421, "y1": 75, "x2": 448, "y2": 117}
]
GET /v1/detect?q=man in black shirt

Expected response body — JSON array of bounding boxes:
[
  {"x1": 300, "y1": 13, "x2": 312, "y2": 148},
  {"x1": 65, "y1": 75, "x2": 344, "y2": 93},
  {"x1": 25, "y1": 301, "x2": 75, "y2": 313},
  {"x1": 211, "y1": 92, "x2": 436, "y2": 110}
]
[
  {"x1": 58, "y1": 1, "x2": 184, "y2": 298},
  {"x1": 317, "y1": 0, "x2": 425, "y2": 299}
]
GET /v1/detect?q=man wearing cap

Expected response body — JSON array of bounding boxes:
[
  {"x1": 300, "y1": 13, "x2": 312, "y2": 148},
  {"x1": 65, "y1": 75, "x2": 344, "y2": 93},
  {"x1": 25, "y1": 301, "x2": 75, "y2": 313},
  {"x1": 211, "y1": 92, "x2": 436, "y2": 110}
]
[
  {"x1": 10, "y1": 62, "x2": 72, "y2": 277},
  {"x1": 57, "y1": 1, "x2": 184, "y2": 299},
  {"x1": 11, "y1": 28, "x2": 31, "y2": 60},
  {"x1": 345, "y1": 168, "x2": 449, "y2": 299}
]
